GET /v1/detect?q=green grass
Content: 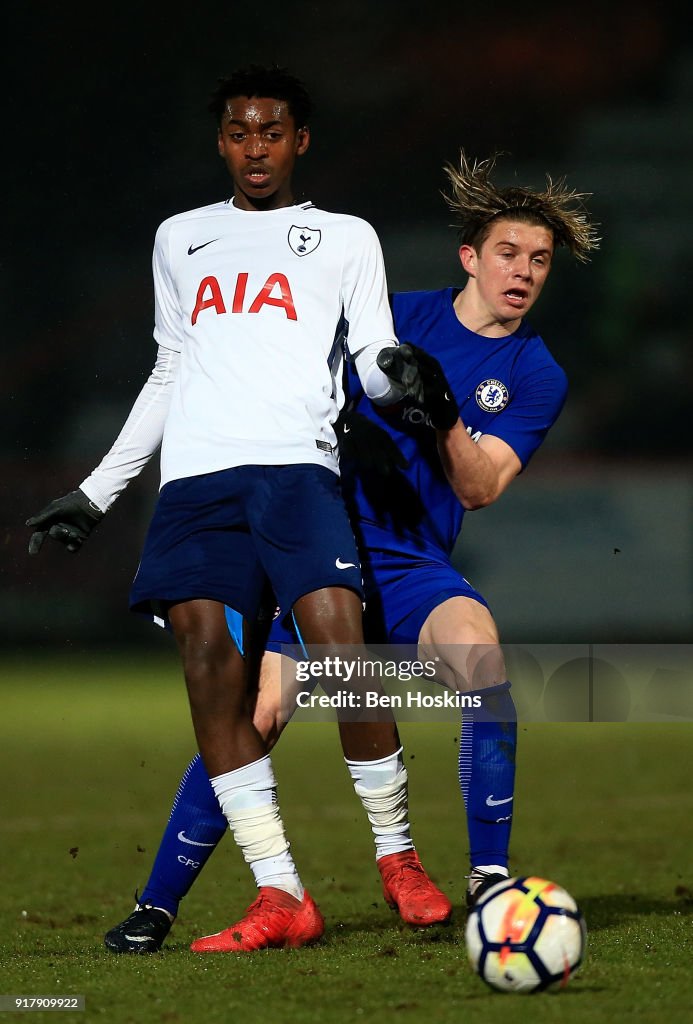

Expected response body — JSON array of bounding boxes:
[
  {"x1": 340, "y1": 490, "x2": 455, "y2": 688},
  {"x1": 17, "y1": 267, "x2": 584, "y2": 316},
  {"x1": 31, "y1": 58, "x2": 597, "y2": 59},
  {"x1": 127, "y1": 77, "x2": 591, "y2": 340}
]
[{"x1": 1, "y1": 652, "x2": 692, "y2": 1023}]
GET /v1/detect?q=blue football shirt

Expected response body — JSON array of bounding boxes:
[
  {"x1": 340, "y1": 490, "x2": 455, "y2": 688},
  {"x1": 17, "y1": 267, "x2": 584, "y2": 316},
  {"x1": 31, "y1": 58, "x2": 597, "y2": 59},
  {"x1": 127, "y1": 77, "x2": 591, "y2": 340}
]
[{"x1": 342, "y1": 287, "x2": 568, "y2": 561}]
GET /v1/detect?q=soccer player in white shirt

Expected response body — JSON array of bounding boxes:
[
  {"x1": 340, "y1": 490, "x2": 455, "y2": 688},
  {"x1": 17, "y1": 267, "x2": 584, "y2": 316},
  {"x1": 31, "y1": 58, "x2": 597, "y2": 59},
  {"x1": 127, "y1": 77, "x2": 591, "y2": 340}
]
[{"x1": 26, "y1": 65, "x2": 451, "y2": 952}]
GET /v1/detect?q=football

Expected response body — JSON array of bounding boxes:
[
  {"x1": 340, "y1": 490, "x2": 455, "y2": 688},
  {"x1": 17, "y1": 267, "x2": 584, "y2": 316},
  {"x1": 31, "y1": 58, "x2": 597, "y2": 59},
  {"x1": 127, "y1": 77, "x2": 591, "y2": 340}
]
[{"x1": 465, "y1": 876, "x2": 586, "y2": 993}]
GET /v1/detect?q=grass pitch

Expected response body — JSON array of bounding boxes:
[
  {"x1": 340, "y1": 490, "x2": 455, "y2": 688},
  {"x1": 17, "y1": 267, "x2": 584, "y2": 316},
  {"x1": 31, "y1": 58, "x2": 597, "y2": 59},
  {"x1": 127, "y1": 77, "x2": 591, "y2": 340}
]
[{"x1": 1, "y1": 652, "x2": 692, "y2": 1023}]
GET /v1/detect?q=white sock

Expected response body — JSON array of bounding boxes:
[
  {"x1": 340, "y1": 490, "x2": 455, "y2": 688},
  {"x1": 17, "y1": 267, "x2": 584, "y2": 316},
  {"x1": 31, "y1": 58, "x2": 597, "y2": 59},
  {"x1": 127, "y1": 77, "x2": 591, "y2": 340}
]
[
  {"x1": 468, "y1": 864, "x2": 509, "y2": 895},
  {"x1": 345, "y1": 747, "x2": 414, "y2": 860},
  {"x1": 472, "y1": 864, "x2": 509, "y2": 878},
  {"x1": 210, "y1": 755, "x2": 304, "y2": 901}
]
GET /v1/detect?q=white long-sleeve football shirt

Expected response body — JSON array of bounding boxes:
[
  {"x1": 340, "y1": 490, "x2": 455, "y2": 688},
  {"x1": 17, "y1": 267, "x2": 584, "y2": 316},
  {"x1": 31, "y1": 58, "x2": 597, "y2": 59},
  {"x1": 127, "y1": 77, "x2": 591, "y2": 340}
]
[
  {"x1": 155, "y1": 199, "x2": 397, "y2": 485},
  {"x1": 82, "y1": 199, "x2": 399, "y2": 509}
]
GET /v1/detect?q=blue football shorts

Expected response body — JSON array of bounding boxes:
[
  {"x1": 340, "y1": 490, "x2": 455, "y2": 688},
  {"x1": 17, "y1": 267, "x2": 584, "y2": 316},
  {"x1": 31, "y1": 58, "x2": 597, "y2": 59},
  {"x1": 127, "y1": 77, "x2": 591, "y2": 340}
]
[
  {"x1": 265, "y1": 548, "x2": 488, "y2": 651},
  {"x1": 361, "y1": 550, "x2": 489, "y2": 644},
  {"x1": 130, "y1": 463, "x2": 363, "y2": 623}
]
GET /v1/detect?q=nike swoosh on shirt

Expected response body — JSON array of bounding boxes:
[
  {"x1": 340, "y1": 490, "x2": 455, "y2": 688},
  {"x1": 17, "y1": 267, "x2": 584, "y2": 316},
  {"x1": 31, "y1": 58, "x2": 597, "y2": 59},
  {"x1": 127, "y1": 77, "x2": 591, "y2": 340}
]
[
  {"x1": 335, "y1": 558, "x2": 357, "y2": 570},
  {"x1": 485, "y1": 795, "x2": 514, "y2": 807},
  {"x1": 177, "y1": 830, "x2": 216, "y2": 847},
  {"x1": 187, "y1": 238, "x2": 219, "y2": 255}
]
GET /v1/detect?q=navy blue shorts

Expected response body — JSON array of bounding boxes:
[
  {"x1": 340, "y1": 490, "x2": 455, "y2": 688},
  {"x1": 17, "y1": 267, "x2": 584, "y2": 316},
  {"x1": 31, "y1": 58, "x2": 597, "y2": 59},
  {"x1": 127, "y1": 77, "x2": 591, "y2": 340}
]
[
  {"x1": 266, "y1": 550, "x2": 487, "y2": 650},
  {"x1": 130, "y1": 464, "x2": 363, "y2": 623}
]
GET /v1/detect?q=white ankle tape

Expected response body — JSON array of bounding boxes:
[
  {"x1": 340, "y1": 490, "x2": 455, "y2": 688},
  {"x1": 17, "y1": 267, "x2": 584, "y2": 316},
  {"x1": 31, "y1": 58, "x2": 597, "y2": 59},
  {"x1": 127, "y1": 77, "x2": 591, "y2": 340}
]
[
  {"x1": 353, "y1": 765, "x2": 409, "y2": 830},
  {"x1": 227, "y1": 803, "x2": 290, "y2": 863}
]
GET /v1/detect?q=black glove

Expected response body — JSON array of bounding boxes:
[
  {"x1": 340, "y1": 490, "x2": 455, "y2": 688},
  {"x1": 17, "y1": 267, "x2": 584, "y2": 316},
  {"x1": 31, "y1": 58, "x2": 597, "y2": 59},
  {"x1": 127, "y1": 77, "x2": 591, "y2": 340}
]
[
  {"x1": 376, "y1": 345, "x2": 424, "y2": 403},
  {"x1": 377, "y1": 343, "x2": 460, "y2": 430},
  {"x1": 335, "y1": 408, "x2": 408, "y2": 477},
  {"x1": 26, "y1": 488, "x2": 105, "y2": 555}
]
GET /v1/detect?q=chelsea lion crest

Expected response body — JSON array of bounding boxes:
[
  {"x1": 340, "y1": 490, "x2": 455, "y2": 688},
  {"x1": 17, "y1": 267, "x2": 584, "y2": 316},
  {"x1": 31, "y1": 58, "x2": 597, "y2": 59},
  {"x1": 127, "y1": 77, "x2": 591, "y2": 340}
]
[
  {"x1": 475, "y1": 379, "x2": 509, "y2": 413},
  {"x1": 288, "y1": 225, "x2": 321, "y2": 256}
]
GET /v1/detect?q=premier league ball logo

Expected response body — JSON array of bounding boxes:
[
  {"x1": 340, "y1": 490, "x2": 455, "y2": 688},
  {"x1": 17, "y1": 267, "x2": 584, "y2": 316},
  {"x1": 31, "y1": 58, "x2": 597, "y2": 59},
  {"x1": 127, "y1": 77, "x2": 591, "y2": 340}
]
[{"x1": 475, "y1": 379, "x2": 509, "y2": 413}]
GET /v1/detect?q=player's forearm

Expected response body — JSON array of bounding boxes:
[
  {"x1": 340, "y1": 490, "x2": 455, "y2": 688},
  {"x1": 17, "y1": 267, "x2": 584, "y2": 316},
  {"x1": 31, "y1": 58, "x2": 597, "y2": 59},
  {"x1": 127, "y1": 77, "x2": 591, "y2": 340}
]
[
  {"x1": 80, "y1": 345, "x2": 179, "y2": 510},
  {"x1": 437, "y1": 421, "x2": 500, "y2": 510}
]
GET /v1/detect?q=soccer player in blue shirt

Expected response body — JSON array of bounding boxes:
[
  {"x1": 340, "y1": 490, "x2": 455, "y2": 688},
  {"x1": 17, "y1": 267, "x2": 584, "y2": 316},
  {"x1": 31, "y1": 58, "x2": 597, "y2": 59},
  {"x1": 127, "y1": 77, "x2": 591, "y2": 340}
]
[
  {"x1": 105, "y1": 150, "x2": 598, "y2": 953},
  {"x1": 350, "y1": 151, "x2": 596, "y2": 904}
]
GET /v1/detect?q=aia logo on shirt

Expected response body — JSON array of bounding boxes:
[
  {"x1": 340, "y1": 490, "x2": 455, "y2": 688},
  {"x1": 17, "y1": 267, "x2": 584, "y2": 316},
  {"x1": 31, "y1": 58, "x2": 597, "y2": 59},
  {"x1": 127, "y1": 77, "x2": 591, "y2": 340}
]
[
  {"x1": 475, "y1": 379, "x2": 509, "y2": 413},
  {"x1": 191, "y1": 273, "x2": 297, "y2": 324}
]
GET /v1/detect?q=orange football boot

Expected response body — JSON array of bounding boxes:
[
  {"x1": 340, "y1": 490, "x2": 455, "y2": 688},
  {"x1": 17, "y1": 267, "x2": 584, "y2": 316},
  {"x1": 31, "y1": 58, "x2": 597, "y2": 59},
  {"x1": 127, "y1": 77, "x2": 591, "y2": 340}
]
[
  {"x1": 378, "y1": 850, "x2": 452, "y2": 926},
  {"x1": 190, "y1": 887, "x2": 324, "y2": 953}
]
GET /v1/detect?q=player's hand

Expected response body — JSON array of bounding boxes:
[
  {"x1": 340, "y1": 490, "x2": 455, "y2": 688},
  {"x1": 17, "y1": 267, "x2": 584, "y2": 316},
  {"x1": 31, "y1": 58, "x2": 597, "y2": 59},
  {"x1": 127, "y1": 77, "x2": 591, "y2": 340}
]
[
  {"x1": 26, "y1": 489, "x2": 105, "y2": 555},
  {"x1": 377, "y1": 345, "x2": 425, "y2": 403},
  {"x1": 335, "y1": 409, "x2": 408, "y2": 476},
  {"x1": 377, "y1": 343, "x2": 459, "y2": 430}
]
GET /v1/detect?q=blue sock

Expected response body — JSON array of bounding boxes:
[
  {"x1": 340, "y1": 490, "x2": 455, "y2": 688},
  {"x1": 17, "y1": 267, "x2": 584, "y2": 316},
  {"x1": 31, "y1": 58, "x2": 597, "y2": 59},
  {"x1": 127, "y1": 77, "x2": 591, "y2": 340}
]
[
  {"x1": 458, "y1": 682, "x2": 517, "y2": 870},
  {"x1": 139, "y1": 753, "x2": 227, "y2": 916}
]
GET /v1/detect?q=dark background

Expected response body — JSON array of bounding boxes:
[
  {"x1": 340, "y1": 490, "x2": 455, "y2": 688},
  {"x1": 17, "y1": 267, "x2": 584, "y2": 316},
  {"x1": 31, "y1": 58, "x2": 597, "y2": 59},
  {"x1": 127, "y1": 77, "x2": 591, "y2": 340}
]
[{"x1": 3, "y1": 2, "x2": 691, "y2": 648}]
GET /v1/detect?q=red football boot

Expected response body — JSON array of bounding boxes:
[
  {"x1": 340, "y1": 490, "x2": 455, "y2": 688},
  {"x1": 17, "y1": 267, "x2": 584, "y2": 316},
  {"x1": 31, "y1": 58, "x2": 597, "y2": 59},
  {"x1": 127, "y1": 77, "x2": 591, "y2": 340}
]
[
  {"x1": 378, "y1": 850, "x2": 452, "y2": 926},
  {"x1": 190, "y1": 887, "x2": 324, "y2": 953}
]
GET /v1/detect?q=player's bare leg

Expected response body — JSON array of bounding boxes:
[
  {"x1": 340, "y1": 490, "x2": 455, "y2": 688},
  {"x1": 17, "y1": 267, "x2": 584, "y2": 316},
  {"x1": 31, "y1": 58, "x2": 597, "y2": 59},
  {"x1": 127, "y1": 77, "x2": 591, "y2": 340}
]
[
  {"x1": 293, "y1": 586, "x2": 400, "y2": 759},
  {"x1": 417, "y1": 596, "x2": 504, "y2": 692},
  {"x1": 169, "y1": 600, "x2": 265, "y2": 774},
  {"x1": 293, "y1": 586, "x2": 452, "y2": 926},
  {"x1": 251, "y1": 651, "x2": 299, "y2": 751},
  {"x1": 418, "y1": 597, "x2": 516, "y2": 906},
  {"x1": 168, "y1": 599, "x2": 323, "y2": 952}
]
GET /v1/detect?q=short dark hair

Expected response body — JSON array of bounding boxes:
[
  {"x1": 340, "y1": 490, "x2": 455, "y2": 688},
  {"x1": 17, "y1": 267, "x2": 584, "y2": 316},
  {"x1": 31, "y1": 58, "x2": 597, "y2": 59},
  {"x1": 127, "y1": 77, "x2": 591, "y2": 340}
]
[{"x1": 208, "y1": 65, "x2": 312, "y2": 129}]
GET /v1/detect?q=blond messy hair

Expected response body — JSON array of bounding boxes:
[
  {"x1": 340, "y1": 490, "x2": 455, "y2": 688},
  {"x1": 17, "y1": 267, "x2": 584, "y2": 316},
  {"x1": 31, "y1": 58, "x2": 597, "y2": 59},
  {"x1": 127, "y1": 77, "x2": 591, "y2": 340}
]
[{"x1": 442, "y1": 150, "x2": 600, "y2": 263}]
